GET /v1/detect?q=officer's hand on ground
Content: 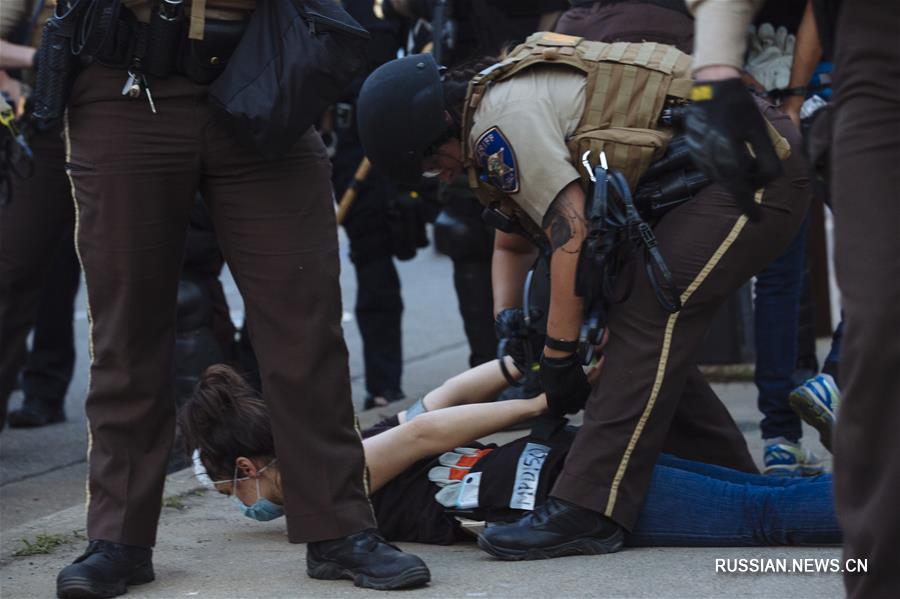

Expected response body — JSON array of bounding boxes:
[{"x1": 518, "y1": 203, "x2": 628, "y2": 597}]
[
  {"x1": 540, "y1": 352, "x2": 591, "y2": 416},
  {"x1": 683, "y1": 77, "x2": 783, "y2": 221}
]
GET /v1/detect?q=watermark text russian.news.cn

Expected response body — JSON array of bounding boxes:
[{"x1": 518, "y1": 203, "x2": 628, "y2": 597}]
[{"x1": 715, "y1": 558, "x2": 867, "y2": 574}]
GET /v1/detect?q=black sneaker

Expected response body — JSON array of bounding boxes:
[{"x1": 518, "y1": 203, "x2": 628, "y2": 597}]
[
  {"x1": 8, "y1": 397, "x2": 65, "y2": 428},
  {"x1": 306, "y1": 529, "x2": 430, "y2": 590},
  {"x1": 57, "y1": 540, "x2": 154, "y2": 598},
  {"x1": 477, "y1": 497, "x2": 624, "y2": 561}
]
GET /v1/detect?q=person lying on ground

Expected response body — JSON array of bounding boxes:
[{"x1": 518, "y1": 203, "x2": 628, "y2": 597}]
[{"x1": 179, "y1": 359, "x2": 840, "y2": 553}]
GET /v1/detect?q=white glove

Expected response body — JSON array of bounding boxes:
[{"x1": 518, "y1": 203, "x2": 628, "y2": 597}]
[
  {"x1": 429, "y1": 447, "x2": 492, "y2": 509},
  {"x1": 428, "y1": 447, "x2": 492, "y2": 487},
  {"x1": 745, "y1": 23, "x2": 796, "y2": 91}
]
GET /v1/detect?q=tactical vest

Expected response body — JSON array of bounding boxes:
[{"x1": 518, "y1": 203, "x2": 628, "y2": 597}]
[{"x1": 462, "y1": 32, "x2": 695, "y2": 239}]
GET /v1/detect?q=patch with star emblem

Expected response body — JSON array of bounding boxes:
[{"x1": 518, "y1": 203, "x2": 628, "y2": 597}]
[{"x1": 474, "y1": 127, "x2": 519, "y2": 194}]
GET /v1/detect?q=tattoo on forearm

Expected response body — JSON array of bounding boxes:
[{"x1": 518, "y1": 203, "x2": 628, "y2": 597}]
[
  {"x1": 544, "y1": 200, "x2": 587, "y2": 254},
  {"x1": 549, "y1": 216, "x2": 574, "y2": 251}
]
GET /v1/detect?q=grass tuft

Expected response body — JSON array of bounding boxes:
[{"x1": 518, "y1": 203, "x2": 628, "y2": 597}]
[
  {"x1": 13, "y1": 533, "x2": 70, "y2": 557},
  {"x1": 163, "y1": 495, "x2": 185, "y2": 510}
]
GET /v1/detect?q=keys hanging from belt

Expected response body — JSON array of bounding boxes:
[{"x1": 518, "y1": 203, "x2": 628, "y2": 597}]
[{"x1": 121, "y1": 70, "x2": 157, "y2": 114}]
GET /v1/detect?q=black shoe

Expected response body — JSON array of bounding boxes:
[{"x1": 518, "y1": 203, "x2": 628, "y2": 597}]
[
  {"x1": 57, "y1": 540, "x2": 154, "y2": 598},
  {"x1": 306, "y1": 529, "x2": 430, "y2": 590},
  {"x1": 363, "y1": 389, "x2": 406, "y2": 411},
  {"x1": 8, "y1": 398, "x2": 65, "y2": 428},
  {"x1": 477, "y1": 497, "x2": 624, "y2": 561}
]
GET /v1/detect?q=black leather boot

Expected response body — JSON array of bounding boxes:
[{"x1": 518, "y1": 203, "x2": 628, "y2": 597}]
[
  {"x1": 306, "y1": 529, "x2": 430, "y2": 590},
  {"x1": 57, "y1": 540, "x2": 154, "y2": 598},
  {"x1": 8, "y1": 396, "x2": 65, "y2": 428},
  {"x1": 477, "y1": 497, "x2": 624, "y2": 560}
]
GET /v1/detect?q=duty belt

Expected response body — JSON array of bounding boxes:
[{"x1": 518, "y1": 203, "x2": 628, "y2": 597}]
[
  {"x1": 576, "y1": 147, "x2": 688, "y2": 358},
  {"x1": 32, "y1": 0, "x2": 247, "y2": 123}
]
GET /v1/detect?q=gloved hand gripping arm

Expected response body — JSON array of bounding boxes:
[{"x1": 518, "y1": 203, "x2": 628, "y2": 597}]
[{"x1": 540, "y1": 180, "x2": 591, "y2": 415}]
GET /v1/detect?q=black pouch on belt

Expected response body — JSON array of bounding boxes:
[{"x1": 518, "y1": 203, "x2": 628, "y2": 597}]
[
  {"x1": 209, "y1": 0, "x2": 370, "y2": 159},
  {"x1": 144, "y1": 0, "x2": 187, "y2": 78},
  {"x1": 178, "y1": 19, "x2": 249, "y2": 85}
]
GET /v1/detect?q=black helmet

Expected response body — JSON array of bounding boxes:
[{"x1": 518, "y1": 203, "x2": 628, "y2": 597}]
[{"x1": 357, "y1": 54, "x2": 449, "y2": 187}]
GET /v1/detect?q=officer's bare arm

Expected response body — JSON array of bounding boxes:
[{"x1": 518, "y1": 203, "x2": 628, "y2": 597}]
[
  {"x1": 491, "y1": 230, "x2": 538, "y2": 315},
  {"x1": 541, "y1": 180, "x2": 588, "y2": 357}
]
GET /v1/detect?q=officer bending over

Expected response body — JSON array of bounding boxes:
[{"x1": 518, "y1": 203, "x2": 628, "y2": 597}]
[{"x1": 358, "y1": 33, "x2": 807, "y2": 560}]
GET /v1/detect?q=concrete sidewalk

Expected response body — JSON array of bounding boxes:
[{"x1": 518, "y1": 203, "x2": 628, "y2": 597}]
[{"x1": 0, "y1": 379, "x2": 843, "y2": 599}]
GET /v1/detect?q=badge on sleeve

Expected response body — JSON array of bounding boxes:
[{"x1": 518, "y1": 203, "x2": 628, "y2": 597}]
[{"x1": 474, "y1": 127, "x2": 519, "y2": 194}]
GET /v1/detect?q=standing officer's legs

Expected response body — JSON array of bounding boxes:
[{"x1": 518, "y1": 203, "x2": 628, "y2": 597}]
[
  {"x1": 831, "y1": 1, "x2": 900, "y2": 595},
  {"x1": 201, "y1": 125, "x2": 374, "y2": 542},
  {"x1": 552, "y1": 106, "x2": 808, "y2": 530},
  {"x1": 66, "y1": 65, "x2": 199, "y2": 545},
  {"x1": 333, "y1": 137, "x2": 405, "y2": 405},
  {"x1": 0, "y1": 125, "x2": 74, "y2": 429},
  {"x1": 13, "y1": 235, "x2": 81, "y2": 426}
]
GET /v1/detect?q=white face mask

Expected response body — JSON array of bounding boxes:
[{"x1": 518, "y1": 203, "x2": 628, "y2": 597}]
[
  {"x1": 192, "y1": 450, "x2": 283, "y2": 521},
  {"x1": 192, "y1": 449, "x2": 215, "y2": 489},
  {"x1": 227, "y1": 461, "x2": 284, "y2": 521}
]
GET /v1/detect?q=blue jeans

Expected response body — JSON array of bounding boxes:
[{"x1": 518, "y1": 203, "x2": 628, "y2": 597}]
[
  {"x1": 628, "y1": 454, "x2": 840, "y2": 546},
  {"x1": 755, "y1": 218, "x2": 810, "y2": 442},
  {"x1": 822, "y1": 319, "x2": 844, "y2": 385}
]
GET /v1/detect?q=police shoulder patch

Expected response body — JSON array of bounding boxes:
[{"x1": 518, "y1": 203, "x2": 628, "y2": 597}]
[{"x1": 474, "y1": 126, "x2": 520, "y2": 194}]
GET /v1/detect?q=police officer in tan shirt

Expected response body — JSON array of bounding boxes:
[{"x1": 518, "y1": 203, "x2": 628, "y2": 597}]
[{"x1": 358, "y1": 33, "x2": 807, "y2": 560}]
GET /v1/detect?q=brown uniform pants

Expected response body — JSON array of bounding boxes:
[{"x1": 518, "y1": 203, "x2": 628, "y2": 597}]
[
  {"x1": 66, "y1": 64, "x2": 374, "y2": 546},
  {"x1": 550, "y1": 105, "x2": 809, "y2": 530},
  {"x1": 0, "y1": 126, "x2": 75, "y2": 423},
  {"x1": 831, "y1": 2, "x2": 900, "y2": 596}
]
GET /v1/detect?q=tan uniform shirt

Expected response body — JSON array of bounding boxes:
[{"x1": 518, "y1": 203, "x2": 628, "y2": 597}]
[
  {"x1": 468, "y1": 66, "x2": 587, "y2": 229},
  {"x1": 685, "y1": 0, "x2": 764, "y2": 71}
]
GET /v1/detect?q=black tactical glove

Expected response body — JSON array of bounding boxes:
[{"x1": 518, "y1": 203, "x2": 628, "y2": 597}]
[
  {"x1": 495, "y1": 308, "x2": 543, "y2": 378},
  {"x1": 540, "y1": 352, "x2": 591, "y2": 416},
  {"x1": 683, "y1": 78, "x2": 783, "y2": 221}
]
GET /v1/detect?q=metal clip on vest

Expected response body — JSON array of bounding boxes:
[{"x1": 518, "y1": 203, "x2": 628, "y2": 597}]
[{"x1": 577, "y1": 150, "x2": 683, "y2": 357}]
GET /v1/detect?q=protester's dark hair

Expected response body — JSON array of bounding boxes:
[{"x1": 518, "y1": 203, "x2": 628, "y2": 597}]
[
  {"x1": 178, "y1": 364, "x2": 275, "y2": 481},
  {"x1": 439, "y1": 55, "x2": 499, "y2": 141}
]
